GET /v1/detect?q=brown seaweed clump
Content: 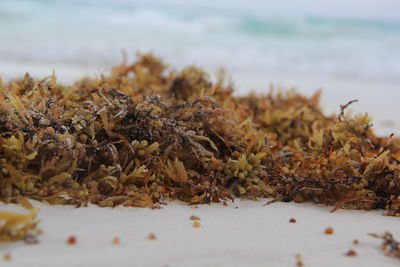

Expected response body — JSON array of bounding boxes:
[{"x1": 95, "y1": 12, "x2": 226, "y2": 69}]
[{"x1": 0, "y1": 53, "x2": 400, "y2": 216}]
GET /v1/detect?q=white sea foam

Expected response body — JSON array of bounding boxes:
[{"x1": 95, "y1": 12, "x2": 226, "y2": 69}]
[{"x1": 1, "y1": 0, "x2": 399, "y2": 82}]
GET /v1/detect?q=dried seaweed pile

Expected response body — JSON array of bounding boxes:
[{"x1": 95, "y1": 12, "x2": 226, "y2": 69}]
[{"x1": 0, "y1": 54, "x2": 399, "y2": 215}]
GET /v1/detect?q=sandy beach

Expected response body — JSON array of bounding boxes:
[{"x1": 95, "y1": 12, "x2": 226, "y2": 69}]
[
  {"x1": 1, "y1": 199, "x2": 400, "y2": 267},
  {"x1": 2, "y1": 0, "x2": 400, "y2": 266}
]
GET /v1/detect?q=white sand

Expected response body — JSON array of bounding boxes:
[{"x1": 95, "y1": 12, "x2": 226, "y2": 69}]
[
  {"x1": 1, "y1": 63, "x2": 400, "y2": 266},
  {"x1": 1, "y1": 200, "x2": 400, "y2": 267}
]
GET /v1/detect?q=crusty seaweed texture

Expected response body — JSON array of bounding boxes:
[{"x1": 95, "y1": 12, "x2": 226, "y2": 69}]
[{"x1": 0, "y1": 53, "x2": 400, "y2": 215}]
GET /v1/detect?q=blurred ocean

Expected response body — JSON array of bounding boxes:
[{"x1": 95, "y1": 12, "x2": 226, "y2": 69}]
[
  {"x1": 1, "y1": 0, "x2": 400, "y2": 80},
  {"x1": 0, "y1": 0, "x2": 400, "y2": 134}
]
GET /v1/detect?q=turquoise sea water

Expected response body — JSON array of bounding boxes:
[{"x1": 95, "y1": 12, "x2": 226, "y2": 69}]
[{"x1": 0, "y1": 0, "x2": 400, "y2": 81}]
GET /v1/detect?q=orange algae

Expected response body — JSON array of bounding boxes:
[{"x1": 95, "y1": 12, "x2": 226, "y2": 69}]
[
  {"x1": 193, "y1": 221, "x2": 201, "y2": 228},
  {"x1": 345, "y1": 249, "x2": 357, "y2": 257},
  {"x1": 67, "y1": 236, "x2": 77, "y2": 245},
  {"x1": 147, "y1": 233, "x2": 156, "y2": 240},
  {"x1": 112, "y1": 236, "x2": 120, "y2": 245},
  {"x1": 0, "y1": 199, "x2": 40, "y2": 243},
  {"x1": 325, "y1": 227, "x2": 334, "y2": 235}
]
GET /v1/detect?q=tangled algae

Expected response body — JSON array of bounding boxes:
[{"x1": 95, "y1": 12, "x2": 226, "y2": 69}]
[{"x1": 0, "y1": 53, "x2": 400, "y2": 216}]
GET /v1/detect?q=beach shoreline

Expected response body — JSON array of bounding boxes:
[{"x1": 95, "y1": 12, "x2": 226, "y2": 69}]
[
  {"x1": 2, "y1": 0, "x2": 400, "y2": 266},
  {"x1": 1, "y1": 199, "x2": 400, "y2": 267}
]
